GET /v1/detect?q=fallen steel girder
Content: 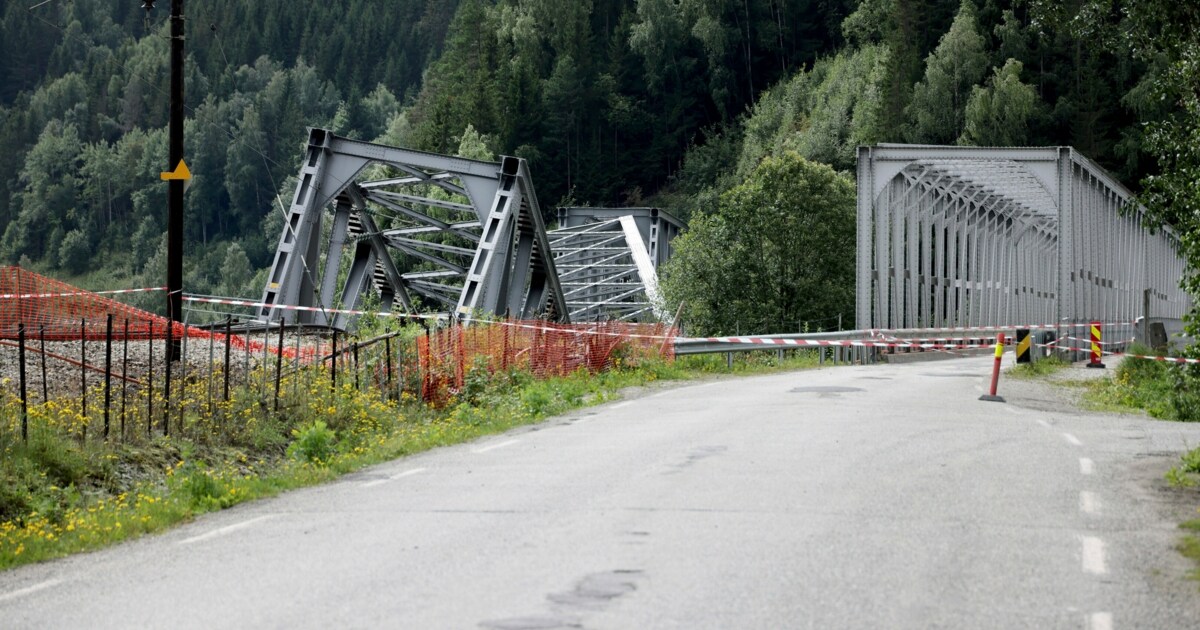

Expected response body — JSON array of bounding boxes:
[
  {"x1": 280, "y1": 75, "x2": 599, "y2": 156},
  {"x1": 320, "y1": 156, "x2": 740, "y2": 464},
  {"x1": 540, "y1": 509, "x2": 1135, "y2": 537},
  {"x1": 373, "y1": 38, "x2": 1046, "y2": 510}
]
[
  {"x1": 548, "y1": 208, "x2": 683, "y2": 322},
  {"x1": 258, "y1": 129, "x2": 567, "y2": 327},
  {"x1": 856, "y1": 145, "x2": 1190, "y2": 341}
]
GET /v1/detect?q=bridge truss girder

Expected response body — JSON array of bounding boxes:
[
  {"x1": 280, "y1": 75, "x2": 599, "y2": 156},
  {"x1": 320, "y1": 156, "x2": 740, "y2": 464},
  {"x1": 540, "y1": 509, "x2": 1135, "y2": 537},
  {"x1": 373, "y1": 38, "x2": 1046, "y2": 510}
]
[
  {"x1": 856, "y1": 144, "x2": 1190, "y2": 336},
  {"x1": 258, "y1": 129, "x2": 567, "y2": 328},
  {"x1": 549, "y1": 207, "x2": 683, "y2": 322}
]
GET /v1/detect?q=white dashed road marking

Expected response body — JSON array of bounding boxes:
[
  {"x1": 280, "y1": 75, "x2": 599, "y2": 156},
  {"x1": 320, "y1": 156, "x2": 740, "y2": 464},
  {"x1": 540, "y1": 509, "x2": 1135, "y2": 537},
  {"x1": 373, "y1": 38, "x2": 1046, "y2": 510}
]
[
  {"x1": 362, "y1": 467, "x2": 427, "y2": 488},
  {"x1": 472, "y1": 439, "x2": 520, "y2": 454},
  {"x1": 0, "y1": 579, "x2": 63, "y2": 603},
  {"x1": 1062, "y1": 433, "x2": 1082, "y2": 446},
  {"x1": 1090, "y1": 611, "x2": 1113, "y2": 630},
  {"x1": 1080, "y1": 458, "x2": 1094, "y2": 475},
  {"x1": 1082, "y1": 536, "x2": 1108, "y2": 575},
  {"x1": 1080, "y1": 491, "x2": 1100, "y2": 514},
  {"x1": 179, "y1": 515, "x2": 274, "y2": 545}
]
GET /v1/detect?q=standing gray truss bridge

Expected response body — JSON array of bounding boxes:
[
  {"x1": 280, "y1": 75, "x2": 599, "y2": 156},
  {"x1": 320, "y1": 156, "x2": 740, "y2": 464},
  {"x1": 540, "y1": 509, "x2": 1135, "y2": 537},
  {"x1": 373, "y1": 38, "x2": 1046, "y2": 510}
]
[
  {"x1": 549, "y1": 207, "x2": 682, "y2": 322},
  {"x1": 258, "y1": 129, "x2": 567, "y2": 328},
  {"x1": 856, "y1": 144, "x2": 1190, "y2": 343}
]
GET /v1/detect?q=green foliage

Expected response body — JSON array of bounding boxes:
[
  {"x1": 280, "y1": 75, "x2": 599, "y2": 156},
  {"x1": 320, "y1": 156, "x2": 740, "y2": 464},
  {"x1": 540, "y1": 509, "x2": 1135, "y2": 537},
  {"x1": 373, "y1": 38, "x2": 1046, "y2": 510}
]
[
  {"x1": 1007, "y1": 354, "x2": 1069, "y2": 379},
  {"x1": 661, "y1": 152, "x2": 855, "y2": 336},
  {"x1": 1165, "y1": 446, "x2": 1200, "y2": 488},
  {"x1": 959, "y1": 59, "x2": 1045, "y2": 146},
  {"x1": 906, "y1": 1, "x2": 989, "y2": 143},
  {"x1": 730, "y1": 45, "x2": 888, "y2": 176},
  {"x1": 286, "y1": 421, "x2": 338, "y2": 465}
]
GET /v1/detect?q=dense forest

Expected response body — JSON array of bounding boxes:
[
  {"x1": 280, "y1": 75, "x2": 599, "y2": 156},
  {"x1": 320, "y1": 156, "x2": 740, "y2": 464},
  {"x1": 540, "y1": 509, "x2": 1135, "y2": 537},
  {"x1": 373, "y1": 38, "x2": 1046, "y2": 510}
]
[{"x1": 0, "y1": 0, "x2": 1196, "y2": 326}]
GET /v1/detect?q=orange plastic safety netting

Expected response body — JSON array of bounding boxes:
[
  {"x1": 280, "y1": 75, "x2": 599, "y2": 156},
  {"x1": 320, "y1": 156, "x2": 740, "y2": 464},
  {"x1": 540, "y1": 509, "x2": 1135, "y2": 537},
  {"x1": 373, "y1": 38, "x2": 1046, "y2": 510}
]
[
  {"x1": 0, "y1": 266, "x2": 180, "y2": 340},
  {"x1": 417, "y1": 320, "x2": 677, "y2": 405},
  {"x1": 0, "y1": 267, "x2": 273, "y2": 357}
]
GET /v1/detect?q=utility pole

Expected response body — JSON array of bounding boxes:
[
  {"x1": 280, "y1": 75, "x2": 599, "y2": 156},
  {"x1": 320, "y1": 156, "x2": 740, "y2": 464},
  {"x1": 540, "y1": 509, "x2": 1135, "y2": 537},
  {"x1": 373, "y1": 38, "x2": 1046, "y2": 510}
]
[
  {"x1": 143, "y1": 0, "x2": 186, "y2": 361},
  {"x1": 167, "y1": 0, "x2": 184, "y2": 360}
]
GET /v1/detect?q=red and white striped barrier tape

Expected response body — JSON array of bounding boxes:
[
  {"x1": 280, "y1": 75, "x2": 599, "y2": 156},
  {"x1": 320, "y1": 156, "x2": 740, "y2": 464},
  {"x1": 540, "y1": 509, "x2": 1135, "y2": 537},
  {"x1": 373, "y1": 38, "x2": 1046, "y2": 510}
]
[
  {"x1": 1059, "y1": 336, "x2": 1137, "y2": 347},
  {"x1": 877, "y1": 335, "x2": 999, "y2": 344},
  {"x1": 1053, "y1": 343, "x2": 1200, "y2": 365},
  {"x1": 685, "y1": 335, "x2": 998, "y2": 351},
  {"x1": 868, "y1": 320, "x2": 1137, "y2": 336},
  {"x1": 0, "y1": 286, "x2": 166, "y2": 299}
]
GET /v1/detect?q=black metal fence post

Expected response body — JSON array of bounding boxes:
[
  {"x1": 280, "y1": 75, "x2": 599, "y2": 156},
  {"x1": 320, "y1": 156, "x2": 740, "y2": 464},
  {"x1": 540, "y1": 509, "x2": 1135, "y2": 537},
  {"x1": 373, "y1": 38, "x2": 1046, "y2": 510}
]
[
  {"x1": 147, "y1": 320, "x2": 154, "y2": 438},
  {"x1": 223, "y1": 316, "x2": 232, "y2": 402},
  {"x1": 330, "y1": 331, "x2": 338, "y2": 392},
  {"x1": 273, "y1": 322, "x2": 285, "y2": 413},
  {"x1": 104, "y1": 314, "x2": 113, "y2": 439},
  {"x1": 353, "y1": 340, "x2": 360, "y2": 391},
  {"x1": 385, "y1": 333, "x2": 393, "y2": 398},
  {"x1": 18, "y1": 323, "x2": 28, "y2": 443},
  {"x1": 164, "y1": 319, "x2": 172, "y2": 436},
  {"x1": 80, "y1": 318, "x2": 87, "y2": 441},
  {"x1": 121, "y1": 319, "x2": 129, "y2": 441},
  {"x1": 38, "y1": 325, "x2": 47, "y2": 403}
]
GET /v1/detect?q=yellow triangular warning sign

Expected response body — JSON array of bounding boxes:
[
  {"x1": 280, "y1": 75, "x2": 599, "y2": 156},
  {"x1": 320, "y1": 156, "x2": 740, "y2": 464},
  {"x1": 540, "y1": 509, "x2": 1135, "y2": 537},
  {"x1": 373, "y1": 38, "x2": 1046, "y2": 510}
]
[{"x1": 160, "y1": 159, "x2": 192, "y2": 181}]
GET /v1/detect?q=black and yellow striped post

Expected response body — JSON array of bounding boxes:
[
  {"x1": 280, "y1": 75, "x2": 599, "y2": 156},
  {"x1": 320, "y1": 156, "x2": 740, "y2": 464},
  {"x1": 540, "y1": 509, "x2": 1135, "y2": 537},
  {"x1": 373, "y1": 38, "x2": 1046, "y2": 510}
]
[
  {"x1": 1012, "y1": 328, "x2": 1032, "y2": 362},
  {"x1": 1015, "y1": 329, "x2": 1032, "y2": 364},
  {"x1": 1087, "y1": 320, "x2": 1106, "y2": 369}
]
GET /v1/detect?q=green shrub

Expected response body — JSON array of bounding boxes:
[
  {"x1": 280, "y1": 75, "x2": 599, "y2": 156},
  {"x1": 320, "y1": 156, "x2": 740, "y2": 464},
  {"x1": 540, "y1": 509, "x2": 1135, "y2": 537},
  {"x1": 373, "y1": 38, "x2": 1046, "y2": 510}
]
[
  {"x1": 1165, "y1": 446, "x2": 1200, "y2": 488},
  {"x1": 286, "y1": 421, "x2": 337, "y2": 464},
  {"x1": 1172, "y1": 362, "x2": 1200, "y2": 422},
  {"x1": 181, "y1": 469, "x2": 227, "y2": 509}
]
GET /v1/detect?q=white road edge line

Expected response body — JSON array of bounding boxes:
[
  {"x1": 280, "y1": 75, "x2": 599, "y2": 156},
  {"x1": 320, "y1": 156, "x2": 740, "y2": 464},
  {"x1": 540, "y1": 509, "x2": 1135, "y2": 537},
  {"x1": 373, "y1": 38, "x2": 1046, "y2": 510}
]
[
  {"x1": 1062, "y1": 432, "x2": 1083, "y2": 446},
  {"x1": 0, "y1": 578, "x2": 63, "y2": 603},
  {"x1": 1080, "y1": 458, "x2": 1095, "y2": 475},
  {"x1": 1090, "y1": 611, "x2": 1113, "y2": 630},
  {"x1": 1080, "y1": 491, "x2": 1100, "y2": 514},
  {"x1": 362, "y1": 467, "x2": 426, "y2": 488},
  {"x1": 1082, "y1": 536, "x2": 1108, "y2": 575},
  {"x1": 611, "y1": 401, "x2": 633, "y2": 410},
  {"x1": 179, "y1": 515, "x2": 274, "y2": 545},
  {"x1": 472, "y1": 439, "x2": 520, "y2": 454}
]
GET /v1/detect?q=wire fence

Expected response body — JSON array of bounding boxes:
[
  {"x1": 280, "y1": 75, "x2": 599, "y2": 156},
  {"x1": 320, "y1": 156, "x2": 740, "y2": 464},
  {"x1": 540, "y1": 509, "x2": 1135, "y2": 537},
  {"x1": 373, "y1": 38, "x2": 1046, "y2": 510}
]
[{"x1": 0, "y1": 268, "x2": 678, "y2": 444}]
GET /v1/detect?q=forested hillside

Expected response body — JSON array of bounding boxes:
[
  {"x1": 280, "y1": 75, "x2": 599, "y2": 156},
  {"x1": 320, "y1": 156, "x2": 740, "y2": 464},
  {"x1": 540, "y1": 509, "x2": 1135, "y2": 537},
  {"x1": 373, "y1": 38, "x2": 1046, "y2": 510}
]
[{"x1": 0, "y1": 0, "x2": 1195, "y2": 320}]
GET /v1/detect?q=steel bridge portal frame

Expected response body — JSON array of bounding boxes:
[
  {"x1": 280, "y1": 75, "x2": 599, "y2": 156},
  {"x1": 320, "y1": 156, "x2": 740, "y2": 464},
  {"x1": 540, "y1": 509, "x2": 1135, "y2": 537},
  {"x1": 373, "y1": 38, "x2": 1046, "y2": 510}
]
[
  {"x1": 258, "y1": 129, "x2": 567, "y2": 328},
  {"x1": 856, "y1": 144, "x2": 1189, "y2": 343}
]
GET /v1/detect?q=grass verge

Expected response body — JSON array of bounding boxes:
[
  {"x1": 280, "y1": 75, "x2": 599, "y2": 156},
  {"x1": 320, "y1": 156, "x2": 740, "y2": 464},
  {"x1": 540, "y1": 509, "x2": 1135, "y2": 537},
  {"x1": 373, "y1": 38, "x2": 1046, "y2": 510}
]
[
  {"x1": 0, "y1": 348, "x2": 823, "y2": 570},
  {"x1": 1169, "y1": 446, "x2": 1200, "y2": 585},
  {"x1": 1181, "y1": 518, "x2": 1200, "y2": 583},
  {"x1": 1006, "y1": 354, "x2": 1071, "y2": 379},
  {"x1": 1074, "y1": 345, "x2": 1200, "y2": 587}
]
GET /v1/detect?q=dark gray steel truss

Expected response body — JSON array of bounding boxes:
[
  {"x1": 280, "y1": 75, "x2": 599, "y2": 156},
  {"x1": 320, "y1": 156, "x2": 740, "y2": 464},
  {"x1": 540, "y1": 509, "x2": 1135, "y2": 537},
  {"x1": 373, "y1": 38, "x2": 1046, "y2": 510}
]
[
  {"x1": 856, "y1": 145, "x2": 1190, "y2": 339},
  {"x1": 549, "y1": 207, "x2": 683, "y2": 322},
  {"x1": 258, "y1": 129, "x2": 567, "y2": 327}
]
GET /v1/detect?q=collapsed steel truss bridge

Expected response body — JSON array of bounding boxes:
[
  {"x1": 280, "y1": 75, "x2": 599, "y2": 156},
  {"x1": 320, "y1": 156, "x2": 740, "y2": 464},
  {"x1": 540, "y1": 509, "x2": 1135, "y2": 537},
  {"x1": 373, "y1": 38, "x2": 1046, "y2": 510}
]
[
  {"x1": 258, "y1": 129, "x2": 566, "y2": 327},
  {"x1": 856, "y1": 144, "x2": 1190, "y2": 341},
  {"x1": 258, "y1": 130, "x2": 679, "y2": 328}
]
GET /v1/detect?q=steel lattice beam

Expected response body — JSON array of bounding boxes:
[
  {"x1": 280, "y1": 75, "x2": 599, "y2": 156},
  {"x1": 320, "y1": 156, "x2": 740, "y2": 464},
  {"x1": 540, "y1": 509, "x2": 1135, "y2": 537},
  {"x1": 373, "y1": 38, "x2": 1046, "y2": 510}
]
[
  {"x1": 547, "y1": 208, "x2": 683, "y2": 322},
  {"x1": 258, "y1": 129, "x2": 567, "y2": 327}
]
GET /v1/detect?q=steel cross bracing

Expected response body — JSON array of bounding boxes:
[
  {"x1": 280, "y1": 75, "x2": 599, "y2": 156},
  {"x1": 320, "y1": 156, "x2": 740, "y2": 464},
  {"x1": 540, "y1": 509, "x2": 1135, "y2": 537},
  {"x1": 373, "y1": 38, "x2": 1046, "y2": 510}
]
[
  {"x1": 549, "y1": 208, "x2": 683, "y2": 322},
  {"x1": 258, "y1": 128, "x2": 567, "y2": 328},
  {"x1": 856, "y1": 144, "x2": 1190, "y2": 344}
]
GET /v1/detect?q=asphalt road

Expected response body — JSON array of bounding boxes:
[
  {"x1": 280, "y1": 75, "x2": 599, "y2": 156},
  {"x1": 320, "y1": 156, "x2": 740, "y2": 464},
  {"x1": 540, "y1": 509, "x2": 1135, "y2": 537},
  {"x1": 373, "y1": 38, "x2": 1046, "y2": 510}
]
[{"x1": 3, "y1": 356, "x2": 1200, "y2": 629}]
